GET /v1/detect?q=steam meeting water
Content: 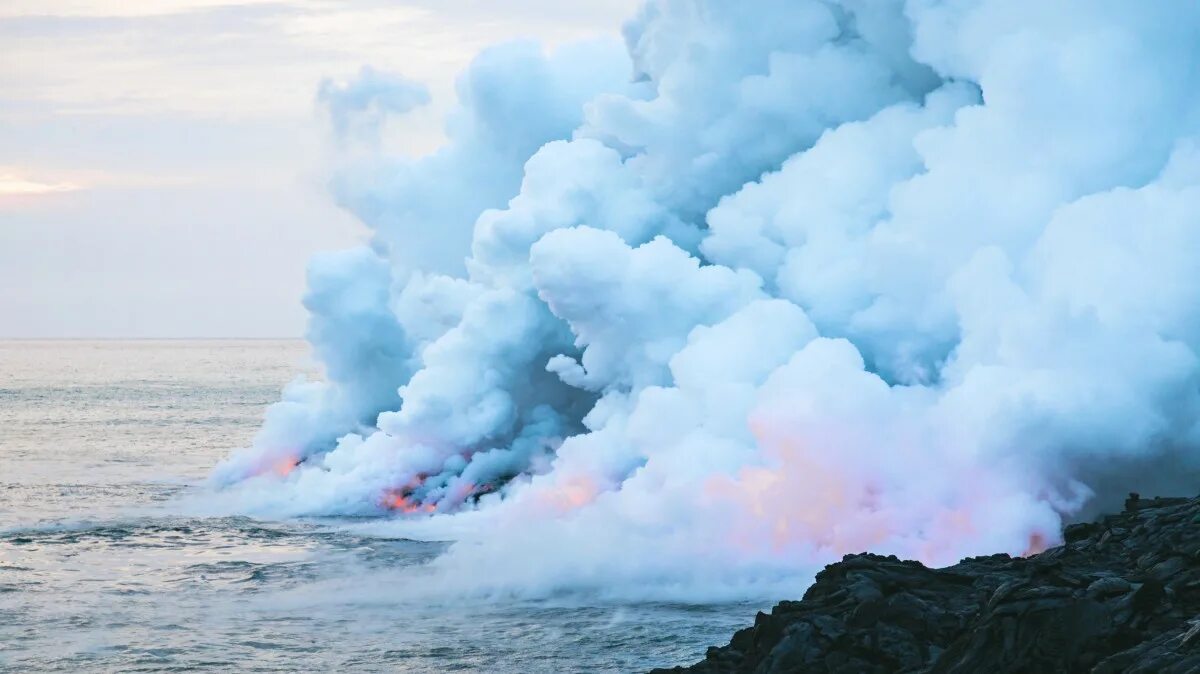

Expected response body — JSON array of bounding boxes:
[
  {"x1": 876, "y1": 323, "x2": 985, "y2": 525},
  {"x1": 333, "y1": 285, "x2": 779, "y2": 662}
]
[{"x1": 0, "y1": 340, "x2": 755, "y2": 672}]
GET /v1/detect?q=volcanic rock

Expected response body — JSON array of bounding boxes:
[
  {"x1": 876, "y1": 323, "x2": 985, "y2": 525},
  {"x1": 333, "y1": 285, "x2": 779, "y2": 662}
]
[{"x1": 654, "y1": 494, "x2": 1200, "y2": 673}]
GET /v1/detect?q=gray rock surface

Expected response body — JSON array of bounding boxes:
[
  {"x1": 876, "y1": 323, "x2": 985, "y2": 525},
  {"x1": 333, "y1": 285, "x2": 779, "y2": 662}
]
[{"x1": 654, "y1": 494, "x2": 1200, "y2": 673}]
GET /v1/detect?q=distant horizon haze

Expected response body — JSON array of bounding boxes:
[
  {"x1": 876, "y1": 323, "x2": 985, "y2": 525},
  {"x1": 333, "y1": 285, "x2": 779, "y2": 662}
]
[{"x1": 0, "y1": 0, "x2": 638, "y2": 338}]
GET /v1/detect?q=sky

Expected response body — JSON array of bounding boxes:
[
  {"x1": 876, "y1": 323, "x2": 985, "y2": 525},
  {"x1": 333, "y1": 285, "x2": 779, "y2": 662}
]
[{"x1": 0, "y1": 0, "x2": 637, "y2": 338}]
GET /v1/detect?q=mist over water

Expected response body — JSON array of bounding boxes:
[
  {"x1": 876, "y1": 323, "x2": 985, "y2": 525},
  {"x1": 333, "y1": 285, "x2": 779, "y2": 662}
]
[
  {"x1": 9, "y1": 1, "x2": 1200, "y2": 669},
  {"x1": 0, "y1": 341, "x2": 749, "y2": 672},
  {"x1": 213, "y1": 0, "x2": 1200, "y2": 602}
]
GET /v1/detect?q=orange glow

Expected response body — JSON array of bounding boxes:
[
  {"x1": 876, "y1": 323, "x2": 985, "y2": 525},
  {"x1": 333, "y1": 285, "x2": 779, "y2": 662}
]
[
  {"x1": 382, "y1": 490, "x2": 435, "y2": 514},
  {"x1": 248, "y1": 453, "x2": 300, "y2": 479},
  {"x1": 706, "y1": 430, "x2": 866, "y2": 558},
  {"x1": 1022, "y1": 532, "x2": 1049, "y2": 557},
  {"x1": 272, "y1": 456, "x2": 299, "y2": 477},
  {"x1": 535, "y1": 475, "x2": 600, "y2": 513},
  {"x1": 706, "y1": 417, "x2": 1015, "y2": 568}
]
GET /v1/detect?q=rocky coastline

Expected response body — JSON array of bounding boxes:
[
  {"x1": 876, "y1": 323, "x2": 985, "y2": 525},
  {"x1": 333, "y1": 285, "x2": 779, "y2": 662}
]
[{"x1": 655, "y1": 494, "x2": 1200, "y2": 673}]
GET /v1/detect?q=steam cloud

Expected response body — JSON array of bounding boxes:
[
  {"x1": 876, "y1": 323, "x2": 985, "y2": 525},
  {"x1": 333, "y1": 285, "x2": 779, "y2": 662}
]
[
  {"x1": 213, "y1": 0, "x2": 1200, "y2": 600},
  {"x1": 318, "y1": 66, "x2": 431, "y2": 142}
]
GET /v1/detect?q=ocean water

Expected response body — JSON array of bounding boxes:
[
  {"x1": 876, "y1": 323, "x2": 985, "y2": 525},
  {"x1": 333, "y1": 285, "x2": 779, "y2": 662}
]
[{"x1": 0, "y1": 340, "x2": 755, "y2": 672}]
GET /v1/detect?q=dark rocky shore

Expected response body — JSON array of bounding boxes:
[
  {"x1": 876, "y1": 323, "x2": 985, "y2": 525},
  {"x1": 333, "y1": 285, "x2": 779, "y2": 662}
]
[{"x1": 655, "y1": 494, "x2": 1200, "y2": 673}]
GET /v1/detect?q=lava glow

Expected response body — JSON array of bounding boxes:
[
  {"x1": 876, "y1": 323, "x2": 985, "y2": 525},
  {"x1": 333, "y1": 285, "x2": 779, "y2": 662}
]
[
  {"x1": 246, "y1": 454, "x2": 300, "y2": 479},
  {"x1": 1022, "y1": 533, "x2": 1050, "y2": 558},
  {"x1": 536, "y1": 476, "x2": 600, "y2": 513},
  {"x1": 209, "y1": 0, "x2": 1200, "y2": 600},
  {"x1": 272, "y1": 457, "x2": 299, "y2": 477},
  {"x1": 382, "y1": 490, "x2": 435, "y2": 514}
]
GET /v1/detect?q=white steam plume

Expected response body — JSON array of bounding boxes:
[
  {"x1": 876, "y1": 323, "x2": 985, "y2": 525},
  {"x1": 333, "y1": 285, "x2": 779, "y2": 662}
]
[
  {"x1": 212, "y1": 0, "x2": 1200, "y2": 600},
  {"x1": 317, "y1": 66, "x2": 431, "y2": 143}
]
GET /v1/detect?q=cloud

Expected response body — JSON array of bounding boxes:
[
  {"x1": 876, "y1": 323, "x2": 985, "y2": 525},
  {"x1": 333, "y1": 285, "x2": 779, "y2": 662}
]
[
  {"x1": 0, "y1": 171, "x2": 80, "y2": 196},
  {"x1": 0, "y1": 1, "x2": 630, "y2": 119},
  {"x1": 0, "y1": 0, "x2": 283, "y2": 19},
  {"x1": 317, "y1": 67, "x2": 431, "y2": 142},
  {"x1": 209, "y1": 0, "x2": 1200, "y2": 603}
]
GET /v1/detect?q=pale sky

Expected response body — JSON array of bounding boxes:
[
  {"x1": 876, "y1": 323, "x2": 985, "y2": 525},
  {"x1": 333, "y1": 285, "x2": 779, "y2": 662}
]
[{"x1": 0, "y1": 0, "x2": 637, "y2": 337}]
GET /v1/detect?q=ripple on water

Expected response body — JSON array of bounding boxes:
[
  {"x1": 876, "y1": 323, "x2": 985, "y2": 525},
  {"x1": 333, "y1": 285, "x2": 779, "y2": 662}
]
[
  {"x1": 0, "y1": 342, "x2": 760, "y2": 672},
  {"x1": 0, "y1": 511, "x2": 757, "y2": 672}
]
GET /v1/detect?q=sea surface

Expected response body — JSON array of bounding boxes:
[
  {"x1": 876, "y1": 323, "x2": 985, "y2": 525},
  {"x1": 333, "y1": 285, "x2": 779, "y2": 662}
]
[{"x1": 0, "y1": 340, "x2": 755, "y2": 672}]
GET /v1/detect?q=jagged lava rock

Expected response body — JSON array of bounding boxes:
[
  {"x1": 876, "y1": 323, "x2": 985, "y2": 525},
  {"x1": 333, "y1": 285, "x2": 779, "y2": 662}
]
[{"x1": 653, "y1": 494, "x2": 1200, "y2": 673}]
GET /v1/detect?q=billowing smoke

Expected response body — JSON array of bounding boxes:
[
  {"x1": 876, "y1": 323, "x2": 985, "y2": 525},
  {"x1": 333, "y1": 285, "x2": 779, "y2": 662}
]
[
  {"x1": 212, "y1": 0, "x2": 1200, "y2": 600},
  {"x1": 318, "y1": 66, "x2": 431, "y2": 143}
]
